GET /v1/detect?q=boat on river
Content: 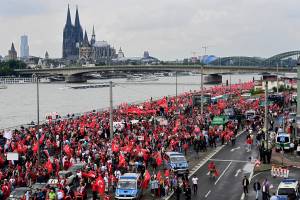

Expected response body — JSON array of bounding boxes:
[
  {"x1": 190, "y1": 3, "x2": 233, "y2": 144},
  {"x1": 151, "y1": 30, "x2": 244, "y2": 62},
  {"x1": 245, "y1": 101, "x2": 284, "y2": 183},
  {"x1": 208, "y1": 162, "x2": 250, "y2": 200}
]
[
  {"x1": 68, "y1": 83, "x2": 114, "y2": 89},
  {"x1": 126, "y1": 75, "x2": 159, "y2": 82}
]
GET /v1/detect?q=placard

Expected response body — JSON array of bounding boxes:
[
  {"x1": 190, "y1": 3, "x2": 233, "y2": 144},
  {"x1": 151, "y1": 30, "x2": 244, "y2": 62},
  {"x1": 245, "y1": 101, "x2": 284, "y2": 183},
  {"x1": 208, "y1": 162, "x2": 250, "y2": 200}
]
[
  {"x1": 7, "y1": 152, "x2": 19, "y2": 161},
  {"x1": 137, "y1": 136, "x2": 144, "y2": 141}
]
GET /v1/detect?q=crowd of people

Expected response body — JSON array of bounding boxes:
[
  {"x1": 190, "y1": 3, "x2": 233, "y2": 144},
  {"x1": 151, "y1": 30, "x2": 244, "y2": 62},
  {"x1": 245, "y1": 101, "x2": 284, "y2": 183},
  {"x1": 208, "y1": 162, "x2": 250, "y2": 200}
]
[{"x1": 0, "y1": 81, "x2": 288, "y2": 199}]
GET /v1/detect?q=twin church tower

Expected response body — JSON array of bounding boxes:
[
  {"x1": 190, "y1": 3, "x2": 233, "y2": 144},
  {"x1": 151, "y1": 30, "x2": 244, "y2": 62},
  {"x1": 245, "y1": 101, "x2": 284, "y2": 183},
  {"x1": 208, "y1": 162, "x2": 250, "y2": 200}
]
[{"x1": 62, "y1": 5, "x2": 96, "y2": 60}]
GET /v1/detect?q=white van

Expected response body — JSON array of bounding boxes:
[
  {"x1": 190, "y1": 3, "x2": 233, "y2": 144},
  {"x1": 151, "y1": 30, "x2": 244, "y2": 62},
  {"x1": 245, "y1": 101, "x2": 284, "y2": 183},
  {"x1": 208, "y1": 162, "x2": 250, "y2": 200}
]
[{"x1": 277, "y1": 179, "x2": 299, "y2": 199}]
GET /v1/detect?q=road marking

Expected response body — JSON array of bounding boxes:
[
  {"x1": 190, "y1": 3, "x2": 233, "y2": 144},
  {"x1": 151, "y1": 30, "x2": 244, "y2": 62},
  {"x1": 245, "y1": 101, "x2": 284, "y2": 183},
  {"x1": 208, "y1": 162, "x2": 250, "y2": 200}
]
[
  {"x1": 250, "y1": 172, "x2": 263, "y2": 180},
  {"x1": 209, "y1": 158, "x2": 249, "y2": 163},
  {"x1": 235, "y1": 169, "x2": 242, "y2": 177},
  {"x1": 215, "y1": 161, "x2": 232, "y2": 185},
  {"x1": 207, "y1": 171, "x2": 210, "y2": 176},
  {"x1": 164, "y1": 145, "x2": 225, "y2": 200},
  {"x1": 205, "y1": 190, "x2": 211, "y2": 198},
  {"x1": 164, "y1": 130, "x2": 246, "y2": 200},
  {"x1": 240, "y1": 163, "x2": 255, "y2": 200},
  {"x1": 230, "y1": 146, "x2": 241, "y2": 152}
]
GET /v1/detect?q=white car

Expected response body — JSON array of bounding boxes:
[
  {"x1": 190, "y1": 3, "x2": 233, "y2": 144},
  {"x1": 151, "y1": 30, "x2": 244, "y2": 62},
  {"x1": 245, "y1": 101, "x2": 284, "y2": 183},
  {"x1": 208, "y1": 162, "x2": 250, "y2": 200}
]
[{"x1": 276, "y1": 179, "x2": 299, "y2": 199}]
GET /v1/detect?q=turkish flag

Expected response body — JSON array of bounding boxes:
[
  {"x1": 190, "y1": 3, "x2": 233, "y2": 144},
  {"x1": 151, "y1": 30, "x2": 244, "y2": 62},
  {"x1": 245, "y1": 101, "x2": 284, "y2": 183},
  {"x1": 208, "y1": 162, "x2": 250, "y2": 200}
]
[
  {"x1": 118, "y1": 154, "x2": 126, "y2": 167},
  {"x1": 64, "y1": 145, "x2": 72, "y2": 156},
  {"x1": 39, "y1": 133, "x2": 45, "y2": 145},
  {"x1": 142, "y1": 170, "x2": 151, "y2": 189},
  {"x1": 44, "y1": 159, "x2": 53, "y2": 173},
  {"x1": 111, "y1": 143, "x2": 119, "y2": 152},
  {"x1": 33, "y1": 142, "x2": 38, "y2": 153},
  {"x1": 156, "y1": 153, "x2": 163, "y2": 166},
  {"x1": 96, "y1": 176, "x2": 105, "y2": 195},
  {"x1": 165, "y1": 169, "x2": 170, "y2": 177}
]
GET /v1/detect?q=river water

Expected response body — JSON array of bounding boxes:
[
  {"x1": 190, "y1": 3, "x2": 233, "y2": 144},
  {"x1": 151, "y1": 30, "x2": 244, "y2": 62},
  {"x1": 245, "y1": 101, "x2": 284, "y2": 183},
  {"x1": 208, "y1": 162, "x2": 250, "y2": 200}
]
[{"x1": 0, "y1": 74, "x2": 260, "y2": 129}]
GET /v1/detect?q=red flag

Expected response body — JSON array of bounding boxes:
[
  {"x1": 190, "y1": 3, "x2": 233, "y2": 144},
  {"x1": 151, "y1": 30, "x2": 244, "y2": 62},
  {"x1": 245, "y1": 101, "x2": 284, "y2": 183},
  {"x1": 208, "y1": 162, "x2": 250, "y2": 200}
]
[
  {"x1": 39, "y1": 133, "x2": 45, "y2": 145},
  {"x1": 96, "y1": 176, "x2": 105, "y2": 195},
  {"x1": 118, "y1": 154, "x2": 126, "y2": 167},
  {"x1": 112, "y1": 143, "x2": 119, "y2": 152},
  {"x1": 157, "y1": 171, "x2": 162, "y2": 180},
  {"x1": 0, "y1": 156, "x2": 4, "y2": 167},
  {"x1": 33, "y1": 142, "x2": 38, "y2": 153},
  {"x1": 165, "y1": 169, "x2": 170, "y2": 177},
  {"x1": 142, "y1": 170, "x2": 151, "y2": 189},
  {"x1": 156, "y1": 153, "x2": 163, "y2": 166},
  {"x1": 64, "y1": 145, "x2": 72, "y2": 156},
  {"x1": 44, "y1": 159, "x2": 53, "y2": 173}
]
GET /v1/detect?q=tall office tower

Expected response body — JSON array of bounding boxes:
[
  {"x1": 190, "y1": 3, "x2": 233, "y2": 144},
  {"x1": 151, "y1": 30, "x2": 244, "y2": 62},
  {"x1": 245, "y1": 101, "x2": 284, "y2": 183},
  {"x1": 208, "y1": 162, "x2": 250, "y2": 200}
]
[{"x1": 20, "y1": 35, "x2": 29, "y2": 58}]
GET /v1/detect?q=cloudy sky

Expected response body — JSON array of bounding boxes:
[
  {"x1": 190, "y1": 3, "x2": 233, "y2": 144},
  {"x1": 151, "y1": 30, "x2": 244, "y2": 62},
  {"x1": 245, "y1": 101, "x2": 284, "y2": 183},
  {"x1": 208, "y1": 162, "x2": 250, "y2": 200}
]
[{"x1": 0, "y1": 0, "x2": 299, "y2": 60}]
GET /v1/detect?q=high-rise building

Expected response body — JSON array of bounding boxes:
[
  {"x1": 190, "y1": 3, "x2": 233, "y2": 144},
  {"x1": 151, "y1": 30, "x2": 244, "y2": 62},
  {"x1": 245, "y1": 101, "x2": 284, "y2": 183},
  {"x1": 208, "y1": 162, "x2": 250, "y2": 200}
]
[
  {"x1": 62, "y1": 5, "x2": 83, "y2": 60},
  {"x1": 8, "y1": 42, "x2": 17, "y2": 60},
  {"x1": 20, "y1": 35, "x2": 29, "y2": 58}
]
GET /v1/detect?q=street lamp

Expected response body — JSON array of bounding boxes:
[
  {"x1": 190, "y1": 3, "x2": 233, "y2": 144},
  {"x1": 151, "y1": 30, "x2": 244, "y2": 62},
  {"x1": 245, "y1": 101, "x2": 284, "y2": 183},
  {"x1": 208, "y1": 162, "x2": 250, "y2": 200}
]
[{"x1": 32, "y1": 73, "x2": 40, "y2": 166}]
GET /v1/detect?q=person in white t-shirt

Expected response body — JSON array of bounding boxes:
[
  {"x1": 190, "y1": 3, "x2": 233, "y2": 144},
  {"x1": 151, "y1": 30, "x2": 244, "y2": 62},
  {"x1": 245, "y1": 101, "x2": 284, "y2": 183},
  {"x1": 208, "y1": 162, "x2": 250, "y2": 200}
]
[
  {"x1": 191, "y1": 176, "x2": 198, "y2": 194},
  {"x1": 269, "y1": 193, "x2": 278, "y2": 200}
]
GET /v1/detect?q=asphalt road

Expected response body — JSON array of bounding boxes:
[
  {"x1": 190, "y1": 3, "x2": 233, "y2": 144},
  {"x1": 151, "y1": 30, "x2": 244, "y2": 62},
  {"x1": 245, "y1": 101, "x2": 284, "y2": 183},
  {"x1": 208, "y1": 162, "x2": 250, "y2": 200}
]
[
  {"x1": 189, "y1": 131, "x2": 259, "y2": 200},
  {"x1": 245, "y1": 167, "x2": 300, "y2": 200}
]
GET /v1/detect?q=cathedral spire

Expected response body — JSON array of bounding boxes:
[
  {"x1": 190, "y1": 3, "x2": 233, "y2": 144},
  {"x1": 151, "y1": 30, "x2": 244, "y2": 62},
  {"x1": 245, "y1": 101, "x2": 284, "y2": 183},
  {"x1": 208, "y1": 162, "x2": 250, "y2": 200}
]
[
  {"x1": 65, "y1": 4, "x2": 72, "y2": 26},
  {"x1": 74, "y1": 5, "x2": 81, "y2": 28},
  {"x1": 82, "y1": 30, "x2": 90, "y2": 47},
  {"x1": 92, "y1": 25, "x2": 95, "y2": 36},
  {"x1": 11, "y1": 42, "x2": 16, "y2": 51},
  {"x1": 91, "y1": 25, "x2": 96, "y2": 45}
]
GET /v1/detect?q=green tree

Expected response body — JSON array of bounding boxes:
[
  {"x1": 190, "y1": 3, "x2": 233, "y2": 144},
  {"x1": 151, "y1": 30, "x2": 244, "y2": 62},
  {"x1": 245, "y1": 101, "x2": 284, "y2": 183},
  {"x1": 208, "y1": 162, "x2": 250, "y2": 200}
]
[{"x1": 0, "y1": 60, "x2": 27, "y2": 76}]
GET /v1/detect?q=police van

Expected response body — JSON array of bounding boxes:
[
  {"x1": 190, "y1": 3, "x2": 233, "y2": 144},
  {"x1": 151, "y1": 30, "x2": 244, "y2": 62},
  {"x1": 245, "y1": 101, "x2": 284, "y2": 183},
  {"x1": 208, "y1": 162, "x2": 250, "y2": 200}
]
[
  {"x1": 165, "y1": 152, "x2": 189, "y2": 175},
  {"x1": 276, "y1": 179, "x2": 299, "y2": 200},
  {"x1": 115, "y1": 173, "x2": 143, "y2": 200},
  {"x1": 275, "y1": 133, "x2": 291, "y2": 152}
]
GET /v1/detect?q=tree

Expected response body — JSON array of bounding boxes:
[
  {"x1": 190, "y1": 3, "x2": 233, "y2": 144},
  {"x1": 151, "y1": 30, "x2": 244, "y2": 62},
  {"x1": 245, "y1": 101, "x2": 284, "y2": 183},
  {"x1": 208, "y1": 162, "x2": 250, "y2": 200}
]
[{"x1": 0, "y1": 60, "x2": 27, "y2": 76}]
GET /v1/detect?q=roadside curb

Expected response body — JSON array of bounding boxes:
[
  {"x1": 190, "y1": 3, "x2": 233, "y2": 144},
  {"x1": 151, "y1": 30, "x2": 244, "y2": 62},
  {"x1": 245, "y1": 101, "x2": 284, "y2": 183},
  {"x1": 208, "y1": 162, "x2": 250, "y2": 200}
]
[
  {"x1": 164, "y1": 145, "x2": 226, "y2": 200},
  {"x1": 163, "y1": 129, "x2": 245, "y2": 200}
]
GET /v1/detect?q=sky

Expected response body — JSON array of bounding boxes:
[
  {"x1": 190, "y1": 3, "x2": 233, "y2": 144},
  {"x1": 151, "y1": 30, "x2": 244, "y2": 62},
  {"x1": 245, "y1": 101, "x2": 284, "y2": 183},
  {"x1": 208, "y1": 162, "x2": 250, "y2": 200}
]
[{"x1": 0, "y1": 0, "x2": 300, "y2": 60}]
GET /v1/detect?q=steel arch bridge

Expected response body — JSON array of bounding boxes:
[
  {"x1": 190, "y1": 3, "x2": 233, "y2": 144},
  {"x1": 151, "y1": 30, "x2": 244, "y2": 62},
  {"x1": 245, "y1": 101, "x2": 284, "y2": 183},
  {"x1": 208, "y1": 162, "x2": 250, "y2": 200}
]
[
  {"x1": 261, "y1": 50, "x2": 300, "y2": 67},
  {"x1": 210, "y1": 56, "x2": 263, "y2": 66},
  {"x1": 211, "y1": 50, "x2": 300, "y2": 67}
]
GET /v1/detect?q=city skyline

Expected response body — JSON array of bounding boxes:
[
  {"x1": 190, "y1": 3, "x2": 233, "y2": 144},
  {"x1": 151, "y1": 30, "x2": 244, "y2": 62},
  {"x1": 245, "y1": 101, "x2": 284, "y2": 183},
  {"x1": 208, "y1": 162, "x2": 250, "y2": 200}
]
[{"x1": 0, "y1": 0, "x2": 300, "y2": 60}]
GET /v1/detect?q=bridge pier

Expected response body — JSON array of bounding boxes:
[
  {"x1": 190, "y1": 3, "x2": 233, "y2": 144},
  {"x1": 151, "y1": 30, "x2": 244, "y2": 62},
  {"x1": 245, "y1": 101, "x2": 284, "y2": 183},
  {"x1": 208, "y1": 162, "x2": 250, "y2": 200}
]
[
  {"x1": 65, "y1": 75, "x2": 87, "y2": 83},
  {"x1": 204, "y1": 74, "x2": 222, "y2": 84}
]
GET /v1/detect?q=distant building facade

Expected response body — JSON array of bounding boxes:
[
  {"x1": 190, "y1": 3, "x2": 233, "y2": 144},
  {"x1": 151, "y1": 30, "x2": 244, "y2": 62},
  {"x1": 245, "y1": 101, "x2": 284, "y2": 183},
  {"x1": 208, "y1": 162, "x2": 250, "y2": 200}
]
[
  {"x1": 8, "y1": 43, "x2": 17, "y2": 60},
  {"x1": 112, "y1": 50, "x2": 160, "y2": 65},
  {"x1": 78, "y1": 26, "x2": 116, "y2": 64},
  {"x1": 20, "y1": 35, "x2": 29, "y2": 58},
  {"x1": 62, "y1": 5, "x2": 83, "y2": 60}
]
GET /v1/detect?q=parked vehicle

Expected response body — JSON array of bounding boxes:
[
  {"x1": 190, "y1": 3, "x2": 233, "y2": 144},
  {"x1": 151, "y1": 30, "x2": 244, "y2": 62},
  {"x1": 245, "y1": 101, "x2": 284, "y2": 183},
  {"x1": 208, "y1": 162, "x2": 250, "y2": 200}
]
[
  {"x1": 276, "y1": 179, "x2": 299, "y2": 200},
  {"x1": 115, "y1": 173, "x2": 143, "y2": 200},
  {"x1": 275, "y1": 133, "x2": 291, "y2": 152},
  {"x1": 164, "y1": 152, "x2": 189, "y2": 175}
]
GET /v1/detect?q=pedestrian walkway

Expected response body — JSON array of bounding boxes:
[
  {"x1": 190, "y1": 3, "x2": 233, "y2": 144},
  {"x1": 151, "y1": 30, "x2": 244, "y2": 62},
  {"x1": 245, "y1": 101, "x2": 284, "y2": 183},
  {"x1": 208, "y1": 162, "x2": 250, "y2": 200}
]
[{"x1": 271, "y1": 149, "x2": 300, "y2": 168}]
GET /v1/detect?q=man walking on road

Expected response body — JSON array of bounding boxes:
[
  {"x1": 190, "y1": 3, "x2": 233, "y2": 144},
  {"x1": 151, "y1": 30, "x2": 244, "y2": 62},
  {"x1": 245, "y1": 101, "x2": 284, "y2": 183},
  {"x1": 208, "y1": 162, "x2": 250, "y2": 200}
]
[
  {"x1": 253, "y1": 179, "x2": 261, "y2": 200},
  {"x1": 191, "y1": 176, "x2": 198, "y2": 194},
  {"x1": 242, "y1": 176, "x2": 250, "y2": 195}
]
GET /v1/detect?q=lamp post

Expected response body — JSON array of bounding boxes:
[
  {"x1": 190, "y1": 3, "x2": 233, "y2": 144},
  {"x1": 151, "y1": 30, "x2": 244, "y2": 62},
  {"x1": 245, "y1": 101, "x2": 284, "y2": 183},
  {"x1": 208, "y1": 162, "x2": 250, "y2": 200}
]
[
  {"x1": 277, "y1": 63, "x2": 279, "y2": 93},
  {"x1": 109, "y1": 81, "x2": 113, "y2": 140},
  {"x1": 264, "y1": 80, "x2": 269, "y2": 149},
  {"x1": 33, "y1": 73, "x2": 40, "y2": 166},
  {"x1": 296, "y1": 57, "x2": 300, "y2": 139},
  {"x1": 175, "y1": 71, "x2": 178, "y2": 103}
]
